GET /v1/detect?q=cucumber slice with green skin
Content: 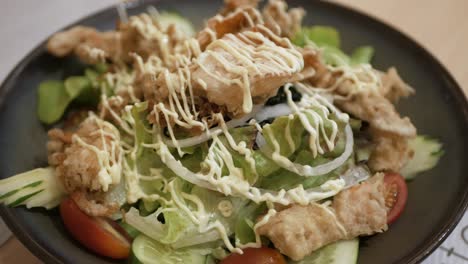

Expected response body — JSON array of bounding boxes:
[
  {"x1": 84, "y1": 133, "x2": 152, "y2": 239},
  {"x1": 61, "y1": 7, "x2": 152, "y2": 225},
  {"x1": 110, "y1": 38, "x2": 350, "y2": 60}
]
[
  {"x1": 290, "y1": 239, "x2": 359, "y2": 264},
  {"x1": 400, "y1": 135, "x2": 443, "y2": 180},
  {"x1": 0, "y1": 167, "x2": 66, "y2": 209},
  {"x1": 132, "y1": 235, "x2": 211, "y2": 264}
]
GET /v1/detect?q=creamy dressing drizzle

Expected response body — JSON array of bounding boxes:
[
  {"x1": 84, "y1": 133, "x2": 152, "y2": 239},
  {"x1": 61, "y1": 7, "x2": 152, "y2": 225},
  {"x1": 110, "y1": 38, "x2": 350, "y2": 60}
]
[
  {"x1": 197, "y1": 27, "x2": 302, "y2": 114},
  {"x1": 305, "y1": 63, "x2": 382, "y2": 101},
  {"x1": 73, "y1": 114, "x2": 123, "y2": 192},
  {"x1": 91, "y1": 14, "x2": 358, "y2": 253}
]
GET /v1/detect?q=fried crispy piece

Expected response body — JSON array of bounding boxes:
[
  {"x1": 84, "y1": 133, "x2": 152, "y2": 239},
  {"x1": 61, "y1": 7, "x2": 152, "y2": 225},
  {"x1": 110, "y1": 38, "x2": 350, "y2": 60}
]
[
  {"x1": 47, "y1": 26, "x2": 120, "y2": 64},
  {"x1": 47, "y1": 26, "x2": 97, "y2": 57},
  {"x1": 300, "y1": 46, "x2": 332, "y2": 82},
  {"x1": 221, "y1": 0, "x2": 261, "y2": 15},
  {"x1": 339, "y1": 93, "x2": 416, "y2": 137},
  {"x1": 303, "y1": 49, "x2": 415, "y2": 130},
  {"x1": 49, "y1": 116, "x2": 122, "y2": 216},
  {"x1": 337, "y1": 92, "x2": 416, "y2": 171},
  {"x1": 367, "y1": 129, "x2": 414, "y2": 172},
  {"x1": 99, "y1": 95, "x2": 128, "y2": 123},
  {"x1": 47, "y1": 14, "x2": 191, "y2": 65},
  {"x1": 379, "y1": 67, "x2": 415, "y2": 102},
  {"x1": 71, "y1": 191, "x2": 119, "y2": 217},
  {"x1": 257, "y1": 203, "x2": 344, "y2": 261},
  {"x1": 258, "y1": 174, "x2": 387, "y2": 261},
  {"x1": 338, "y1": 92, "x2": 416, "y2": 171},
  {"x1": 197, "y1": 7, "x2": 264, "y2": 50},
  {"x1": 262, "y1": 0, "x2": 305, "y2": 38},
  {"x1": 302, "y1": 52, "x2": 416, "y2": 170},
  {"x1": 303, "y1": 50, "x2": 415, "y2": 137},
  {"x1": 121, "y1": 14, "x2": 169, "y2": 62},
  {"x1": 192, "y1": 26, "x2": 304, "y2": 115},
  {"x1": 54, "y1": 116, "x2": 121, "y2": 194},
  {"x1": 47, "y1": 129, "x2": 73, "y2": 166},
  {"x1": 333, "y1": 174, "x2": 387, "y2": 236}
]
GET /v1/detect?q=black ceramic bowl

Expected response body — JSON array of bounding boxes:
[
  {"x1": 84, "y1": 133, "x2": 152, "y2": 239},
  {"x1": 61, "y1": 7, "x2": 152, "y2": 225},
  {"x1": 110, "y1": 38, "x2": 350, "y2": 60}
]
[{"x1": 0, "y1": 1, "x2": 467, "y2": 263}]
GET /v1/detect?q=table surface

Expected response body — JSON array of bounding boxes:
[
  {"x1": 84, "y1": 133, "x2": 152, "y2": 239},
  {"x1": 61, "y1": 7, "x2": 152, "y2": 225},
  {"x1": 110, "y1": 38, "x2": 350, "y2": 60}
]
[{"x1": 0, "y1": 0, "x2": 467, "y2": 263}]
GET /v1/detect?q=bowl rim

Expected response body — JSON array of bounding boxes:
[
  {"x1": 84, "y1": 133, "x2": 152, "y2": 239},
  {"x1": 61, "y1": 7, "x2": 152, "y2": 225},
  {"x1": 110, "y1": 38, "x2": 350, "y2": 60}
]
[{"x1": 0, "y1": 1, "x2": 467, "y2": 263}]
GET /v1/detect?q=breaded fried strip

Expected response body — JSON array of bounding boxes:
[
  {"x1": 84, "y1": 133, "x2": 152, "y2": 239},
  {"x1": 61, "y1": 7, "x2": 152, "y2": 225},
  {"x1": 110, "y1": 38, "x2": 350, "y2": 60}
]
[
  {"x1": 333, "y1": 173, "x2": 387, "y2": 237},
  {"x1": 47, "y1": 26, "x2": 120, "y2": 64},
  {"x1": 262, "y1": 0, "x2": 305, "y2": 38},
  {"x1": 192, "y1": 26, "x2": 304, "y2": 115},
  {"x1": 197, "y1": 7, "x2": 264, "y2": 50},
  {"x1": 221, "y1": 0, "x2": 261, "y2": 15},
  {"x1": 258, "y1": 174, "x2": 387, "y2": 261}
]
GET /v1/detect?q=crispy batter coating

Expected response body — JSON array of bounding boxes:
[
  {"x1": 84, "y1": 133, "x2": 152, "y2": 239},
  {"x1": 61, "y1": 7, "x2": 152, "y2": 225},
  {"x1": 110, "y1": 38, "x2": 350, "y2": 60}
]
[
  {"x1": 262, "y1": 0, "x2": 305, "y2": 38},
  {"x1": 258, "y1": 174, "x2": 387, "y2": 261},
  {"x1": 302, "y1": 48, "x2": 417, "y2": 171},
  {"x1": 367, "y1": 129, "x2": 414, "y2": 172},
  {"x1": 192, "y1": 27, "x2": 304, "y2": 115},
  {"x1": 47, "y1": 13, "x2": 191, "y2": 65},
  {"x1": 339, "y1": 93, "x2": 416, "y2": 138},
  {"x1": 197, "y1": 7, "x2": 264, "y2": 50},
  {"x1": 333, "y1": 174, "x2": 387, "y2": 236},
  {"x1": 47, "y1": 26, "x2": 120, "y2": 64},
  {"x1": 379, "y1": 67, "x2": 415, "y2": 102},
  {"x1": 221, "y1": 0, "x2": 261, "y2": 15},
  {"x1": 257, "y1": 203, "x2": 344, "y2": 261},
  {"x1": 71, "y1": 190, "x2": 119, "y2": 217},
  {"x1": 48, "y1": 116, "x2": 122, "y2": 216},
  {"x1": 55, "y1": 116, "x2": 121, "y2": 193}
]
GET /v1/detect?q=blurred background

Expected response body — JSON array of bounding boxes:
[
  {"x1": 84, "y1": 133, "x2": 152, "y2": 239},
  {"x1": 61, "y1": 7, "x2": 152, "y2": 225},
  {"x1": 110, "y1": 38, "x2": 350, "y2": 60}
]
[{"x1": 0, "y1": 0, "x2": 466, "y2": 263}]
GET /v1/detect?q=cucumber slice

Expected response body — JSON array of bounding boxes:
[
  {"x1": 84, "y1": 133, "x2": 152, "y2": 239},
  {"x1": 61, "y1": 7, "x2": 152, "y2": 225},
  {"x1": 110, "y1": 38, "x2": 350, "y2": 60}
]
[
  {"x1": 291, "y1": 239, "x2": 359, "y2": 264},
  {"x1": 400, "y1": 135, "x2": 443, "y2": 180},
  {"x1": 0, "y1": 167, "x2": 66, "y2": 209},
  {"x1": 132, "y1": 235, "x2": 211, "y2": 264}
]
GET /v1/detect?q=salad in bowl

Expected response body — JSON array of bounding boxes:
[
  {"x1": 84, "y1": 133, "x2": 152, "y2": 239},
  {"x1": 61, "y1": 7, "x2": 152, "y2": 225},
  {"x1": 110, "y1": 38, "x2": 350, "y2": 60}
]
[{"x1": 0, "y1": 0, "x2": 443, "y2": 263}]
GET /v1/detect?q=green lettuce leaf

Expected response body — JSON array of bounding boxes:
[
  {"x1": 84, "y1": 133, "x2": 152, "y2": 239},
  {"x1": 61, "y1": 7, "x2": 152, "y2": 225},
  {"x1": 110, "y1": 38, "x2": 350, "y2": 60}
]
[
  {"x1": 234, "y1": 202, "x2": 267, "y2": 245},
  {"x1": 132, "y1": 235, "x2": 211, "y2": 264},
  {"x1": 218, "y1": 126, "x2": 259, "y2": 183},
  {"x1": 37, "y1": 67, "x2": 103, "y2": 124},
  {"x1": 293, "y1": 26, "x2": 340, "y2": 48},
  {"x1": 190, "y1": 186, "x2": 245, "y2": 235},
  {"x1": 37, "y1": 81, "x2": 70, "y2": 124},
  {"x1": 292, "y1": 26, "x2": 374, "y2": 66},
  {"x1": 350, "y1": 46, "x2": 375, "y2": 65},
  {"x1": 263, "y1": 115, "x2": 305, "y2": 157}
]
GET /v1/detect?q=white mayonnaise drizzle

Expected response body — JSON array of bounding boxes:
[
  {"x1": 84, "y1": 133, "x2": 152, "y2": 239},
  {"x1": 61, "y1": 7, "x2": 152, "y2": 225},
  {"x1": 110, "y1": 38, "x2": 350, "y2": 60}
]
[
  {"x1": 72, "y1": 114, "x2": 123, "y2": 192},
  {"x1": 304, "y1": 63, "x2": 382, "y2": 101},
  {"x1": 196, "y1": 26, "x2": 303, "y2": 114},
  {"x1": 92, "y1": 14, "x2": 362, "y2": 254}
]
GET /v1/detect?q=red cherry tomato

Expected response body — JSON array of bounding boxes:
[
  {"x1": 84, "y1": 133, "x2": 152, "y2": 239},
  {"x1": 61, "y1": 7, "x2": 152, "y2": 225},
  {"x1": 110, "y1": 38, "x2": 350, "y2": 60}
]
[
  {"x1": 60, "y1": 197, "x2": 131, "y2": 259},
  {"x1": 220, "y1": 247, "x2": 286, "y2": 264},
  {"x1": 384, "y1": 173, "x2": 408, "y2": 224}
]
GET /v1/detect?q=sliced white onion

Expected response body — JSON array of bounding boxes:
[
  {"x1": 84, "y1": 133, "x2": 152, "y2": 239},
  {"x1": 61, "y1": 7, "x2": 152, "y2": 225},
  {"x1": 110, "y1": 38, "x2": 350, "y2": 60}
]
[
  {"x1": 259, "y1": 124, "x2": 354, "y2": 177},
  {"x1": 158, "y1": 144, "x2": 216, "y2": 190},
  {"x1": 340, "y1": 165, "x2": 370, "y2": 188},
  {"x1": 255, "y1": 132, "x2": 267, "y2": 149},
  {"x1": 157, "y1": 143, "x2": 346, "y2": 205},
  {"x1": 163, "y1": 104, "x2": 293, "y2": 148},
  {"x1": 254, "y1": 103, "x2": 293, "y2": 123}
]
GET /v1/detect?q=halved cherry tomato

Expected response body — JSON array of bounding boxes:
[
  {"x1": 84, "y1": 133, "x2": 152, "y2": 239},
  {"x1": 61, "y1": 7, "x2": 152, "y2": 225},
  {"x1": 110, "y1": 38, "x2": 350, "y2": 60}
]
[
  {"x1": 60, "y1": 197, "x2": 131, "y2": 259},
  {"x1": 384, "y1": 172, "x2": 408, "y2": 225},
  {"x1": 220, "y1": 247, "x2": 286, "y2": 264}
]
